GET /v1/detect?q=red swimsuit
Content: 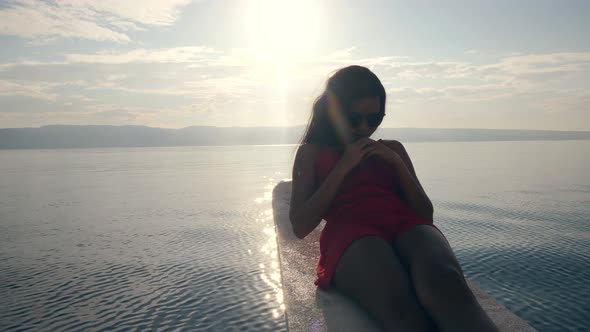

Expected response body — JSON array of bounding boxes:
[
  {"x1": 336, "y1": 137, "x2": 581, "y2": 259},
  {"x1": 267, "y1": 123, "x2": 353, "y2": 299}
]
[{"x1": 313, "y1": 144, "x2": 448, "y2": 290}]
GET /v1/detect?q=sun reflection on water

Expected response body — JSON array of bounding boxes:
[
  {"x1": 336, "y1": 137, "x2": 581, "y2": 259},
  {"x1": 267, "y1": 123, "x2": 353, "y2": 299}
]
[{"x1": 253, "y1": 171, "x2": 289, "y2": 321}]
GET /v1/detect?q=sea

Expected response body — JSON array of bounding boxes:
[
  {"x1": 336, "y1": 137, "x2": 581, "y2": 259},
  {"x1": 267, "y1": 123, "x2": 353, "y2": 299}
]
[{"x1": 0, "y1": 140, "x2": 589, "y2": 331}]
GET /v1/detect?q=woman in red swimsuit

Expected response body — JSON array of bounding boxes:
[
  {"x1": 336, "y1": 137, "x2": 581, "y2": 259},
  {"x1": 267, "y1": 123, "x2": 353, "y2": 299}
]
[{"x1": 289, "y1": 65, "x2": 499, "y2": 332}]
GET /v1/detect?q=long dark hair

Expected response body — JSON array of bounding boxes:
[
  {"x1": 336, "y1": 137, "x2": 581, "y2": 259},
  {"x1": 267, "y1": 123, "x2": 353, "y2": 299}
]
[{"x1": 298, "y1": 65, "x2": 386, "y2": 148}]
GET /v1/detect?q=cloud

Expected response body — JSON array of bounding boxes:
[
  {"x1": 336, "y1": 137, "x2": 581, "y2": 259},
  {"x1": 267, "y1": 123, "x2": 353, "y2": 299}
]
[
  {"x1": 64, "y1": 47, "x2": 220, "y2": 64},
  {"x1": 390, "y1": 84, "x2": 515, "y2": 104},
  {"x1": 185, "y1": 73, "x2": 262, "y2": 98},
  {"x1": 1, "y1": 47, "x2": 588, "y2": 129},
  {"x1": 475, "y1": 53, "x2": 590, "y2": 87},
  {"x1": 0, "y1": 0, "x2": 192, "y2": 43},
  {"x1": 57, "y1": 0, "x2": 192, "y2": 26},
  {"x1": 0, "y1": 80, "x2": 59, "y2": 100},
  {"x1": 534, "y1": 89, "x2": 590, "y2": 114}
]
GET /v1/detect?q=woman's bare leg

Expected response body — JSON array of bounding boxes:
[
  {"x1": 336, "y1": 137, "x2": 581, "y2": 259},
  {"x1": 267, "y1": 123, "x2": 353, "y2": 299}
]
[
  {"x1": 393, "y1": 224, "x2": 499, "y2": 332},
  {"x1": 331, "y1": 235, "x2": 437, "y2": 332}
]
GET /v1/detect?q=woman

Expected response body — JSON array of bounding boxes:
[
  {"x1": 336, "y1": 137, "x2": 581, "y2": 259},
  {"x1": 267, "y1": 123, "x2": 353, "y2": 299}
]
[{"x1": 289, "y1": 65, "x2": 499, "y2": 332}]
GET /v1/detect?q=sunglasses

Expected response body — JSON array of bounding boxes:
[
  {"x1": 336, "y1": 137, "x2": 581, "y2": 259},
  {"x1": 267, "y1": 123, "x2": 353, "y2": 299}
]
[{"x1": 344, "y1": 112, "x2": 385, "y2": 128}]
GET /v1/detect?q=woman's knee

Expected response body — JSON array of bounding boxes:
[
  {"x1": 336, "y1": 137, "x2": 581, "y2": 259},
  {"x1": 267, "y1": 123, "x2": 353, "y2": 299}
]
[
  {"x1": 427, "y1": 263, "x2": 466, "y2": 288},
  {"x1": 417, "y1": 263, "x2": 470, "y2": 306},
  {"x1": 382, "y1": 287, "x2": 428, "y2": 321}
]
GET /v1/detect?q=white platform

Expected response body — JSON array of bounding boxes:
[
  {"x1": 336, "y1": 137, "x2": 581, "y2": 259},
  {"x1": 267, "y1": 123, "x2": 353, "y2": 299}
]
[{"x1": 272, "y1": 180, "x2": 537, "y2": 332}]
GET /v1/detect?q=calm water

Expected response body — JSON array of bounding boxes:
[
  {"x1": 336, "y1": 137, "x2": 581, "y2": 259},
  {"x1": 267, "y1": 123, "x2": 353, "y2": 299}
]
[{"x1": 0, "y1": 141, "x2": 589, "y2": 331}]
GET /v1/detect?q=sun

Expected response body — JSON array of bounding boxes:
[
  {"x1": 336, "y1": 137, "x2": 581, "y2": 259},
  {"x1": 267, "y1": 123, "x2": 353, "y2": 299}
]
[{"x1": 244, "y1": 0, "x2": 320, "y2": 72}]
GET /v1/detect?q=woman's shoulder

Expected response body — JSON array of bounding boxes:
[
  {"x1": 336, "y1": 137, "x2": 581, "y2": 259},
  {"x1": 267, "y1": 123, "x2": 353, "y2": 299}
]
[
  {"x1": 378, "y1": 138, "x2": 401, "y2": 146},
  {"x1": 296, "y1": 143, "x2": 339, "y2": 156},
  {"x1": 295, "y1": 143, "x2": 339, "y2": 166},
  {"x1": 296, "y1": 143, "x2": 320, "y2": 157},
  {"x1": 379, "y1": 139, "x2": 406, "y2": 154},
  {"x1": 294, "y1": 143, "x2": 320, "y2": 167}
]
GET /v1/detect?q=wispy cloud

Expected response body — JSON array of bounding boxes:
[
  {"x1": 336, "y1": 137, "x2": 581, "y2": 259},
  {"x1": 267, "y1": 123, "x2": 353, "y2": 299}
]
[
  {"x1": 1, "y1": 46, "x2": 589, "y2": 129},
  {"x1": 0, "y1": 80, "x2": 59, "y2": 100},
  {"x1": 0, "y1": 0, "x2": 192, "y2": 43},
  {"x1": 57, "y1": 0, "x2": 192, "y2": 26},
  {"x1": 65, "y1": 47, "x2": 220, "y2": 64}
]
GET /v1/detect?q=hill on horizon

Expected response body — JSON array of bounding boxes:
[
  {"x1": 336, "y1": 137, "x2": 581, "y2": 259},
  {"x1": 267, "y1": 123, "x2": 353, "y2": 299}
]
[{"x1": 1, "y1": 124, "x2": 589, "y2": 149}]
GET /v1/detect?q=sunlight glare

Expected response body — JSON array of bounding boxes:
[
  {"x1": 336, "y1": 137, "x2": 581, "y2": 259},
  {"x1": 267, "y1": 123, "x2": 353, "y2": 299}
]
[{"x1": 245, "y1": 0, "x2": 319, "y2": 71}]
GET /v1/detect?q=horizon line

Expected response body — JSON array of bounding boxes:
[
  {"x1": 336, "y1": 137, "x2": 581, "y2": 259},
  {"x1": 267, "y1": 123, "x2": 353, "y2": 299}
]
[{"x1": 1, "y1": 124, "x2": 589, "y2": 132}]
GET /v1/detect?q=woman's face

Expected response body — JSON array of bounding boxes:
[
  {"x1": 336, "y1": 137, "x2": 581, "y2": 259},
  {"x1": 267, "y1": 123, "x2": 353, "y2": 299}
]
[{"x1": 345, "y1": 96, "x2": 382, "y2": 142}]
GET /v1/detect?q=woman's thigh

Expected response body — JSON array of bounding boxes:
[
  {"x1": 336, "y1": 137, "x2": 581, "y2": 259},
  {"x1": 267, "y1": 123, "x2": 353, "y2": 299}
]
[
  {"x1": 392, "y1": 224, "x2": 463, "y2": 278},
  {"x1": 331, "y1": 235, "x2": 430, "y2": 325}
]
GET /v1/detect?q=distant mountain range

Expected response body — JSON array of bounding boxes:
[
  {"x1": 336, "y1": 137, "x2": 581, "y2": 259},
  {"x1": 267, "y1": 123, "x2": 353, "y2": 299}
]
[{"x1": 0, "y1": 125, "x2": 589, "y2": 149}]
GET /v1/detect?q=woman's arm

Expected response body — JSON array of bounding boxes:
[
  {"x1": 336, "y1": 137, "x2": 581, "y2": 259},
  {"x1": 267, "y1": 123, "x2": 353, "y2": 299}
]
[
  {"x1": 289, "y1": 144, "x2": 349, "y2": 239},
  {"x1": 382, "y1": 140, "x2": 434, "y2": 222}
]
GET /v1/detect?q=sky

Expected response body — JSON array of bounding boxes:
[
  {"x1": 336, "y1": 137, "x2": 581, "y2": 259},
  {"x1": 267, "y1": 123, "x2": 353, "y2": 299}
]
[{"x1": 0, "y1": 0, "x2": 589, "y2": 130}]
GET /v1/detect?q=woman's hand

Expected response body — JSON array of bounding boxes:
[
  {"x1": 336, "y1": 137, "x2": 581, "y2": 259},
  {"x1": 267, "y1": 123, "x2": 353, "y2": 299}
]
[
  {"x1": 336, "y1": 138, "x2": 377, "y2": 174},
  {"x1": 363, "y1": 139, "x2": 403, "y2": 165}
]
